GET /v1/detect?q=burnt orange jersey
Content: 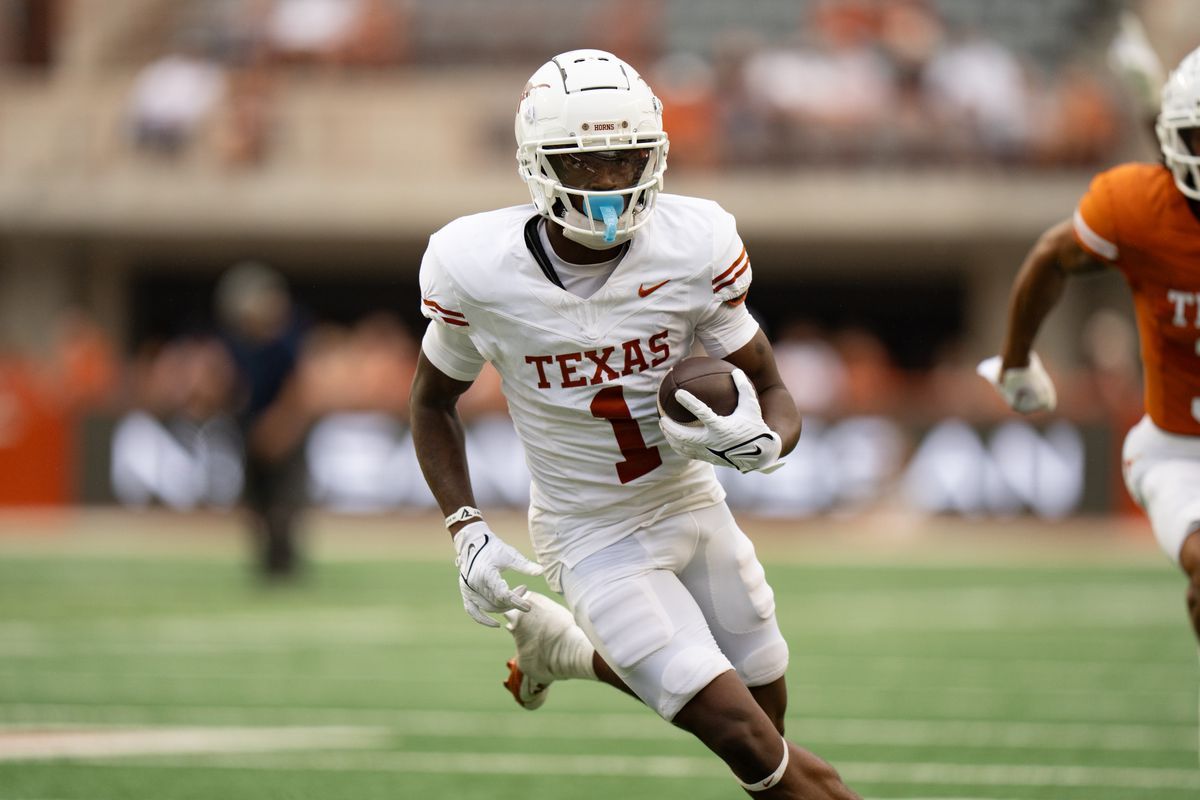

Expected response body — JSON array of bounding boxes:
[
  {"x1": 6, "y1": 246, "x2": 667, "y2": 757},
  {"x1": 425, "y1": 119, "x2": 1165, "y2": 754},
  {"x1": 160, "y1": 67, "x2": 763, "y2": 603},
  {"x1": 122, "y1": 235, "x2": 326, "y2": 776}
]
[{"x1": 1073, "y1": 162, "x2": 1200, "y2": 436}]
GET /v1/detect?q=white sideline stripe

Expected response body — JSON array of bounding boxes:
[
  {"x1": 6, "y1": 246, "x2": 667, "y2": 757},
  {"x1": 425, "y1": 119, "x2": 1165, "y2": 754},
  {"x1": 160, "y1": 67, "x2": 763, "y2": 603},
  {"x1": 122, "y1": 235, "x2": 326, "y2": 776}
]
[
  {"x1": 2, "y1": 706, "x2": 1194, "y2": 752},
  {"x1": 0, "y1": 726, "x2": 387, "y2": 762},
  {"x1": 128, "y1": 750, "x2": 1200, "y2": 790}
]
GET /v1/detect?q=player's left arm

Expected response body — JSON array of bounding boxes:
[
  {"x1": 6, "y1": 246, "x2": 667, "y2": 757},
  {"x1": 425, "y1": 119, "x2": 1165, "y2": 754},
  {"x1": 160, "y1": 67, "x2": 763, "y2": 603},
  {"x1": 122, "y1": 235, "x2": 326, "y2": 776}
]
[{"x1": 723, "y1": 329, "x2": 802, "y2": 457}]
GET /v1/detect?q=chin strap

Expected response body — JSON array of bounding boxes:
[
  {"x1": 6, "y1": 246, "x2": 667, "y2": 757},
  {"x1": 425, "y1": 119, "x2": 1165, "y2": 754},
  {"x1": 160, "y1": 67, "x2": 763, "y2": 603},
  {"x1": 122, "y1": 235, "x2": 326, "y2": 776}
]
[{"x1": 736, "y1": 736, "x2": 789, "y2": 792}]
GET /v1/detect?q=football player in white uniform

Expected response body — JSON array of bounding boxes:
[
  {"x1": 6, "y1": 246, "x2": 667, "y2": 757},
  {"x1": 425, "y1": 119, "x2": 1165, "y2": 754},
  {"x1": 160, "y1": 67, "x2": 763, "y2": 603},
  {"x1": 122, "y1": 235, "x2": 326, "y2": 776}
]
[{"x1": 409, "y1": 50, "x2": 860, "y2": 799}]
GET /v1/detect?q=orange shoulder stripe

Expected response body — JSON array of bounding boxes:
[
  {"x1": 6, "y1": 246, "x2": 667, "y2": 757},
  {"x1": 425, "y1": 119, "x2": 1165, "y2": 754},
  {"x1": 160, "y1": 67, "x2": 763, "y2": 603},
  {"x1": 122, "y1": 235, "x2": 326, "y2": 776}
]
[
  {"x1": 713, "y1": 263, "x2": 750, "y2": 294},
  {"x1": 712, "y1": 248, "x2": 748, "y2": 284}
]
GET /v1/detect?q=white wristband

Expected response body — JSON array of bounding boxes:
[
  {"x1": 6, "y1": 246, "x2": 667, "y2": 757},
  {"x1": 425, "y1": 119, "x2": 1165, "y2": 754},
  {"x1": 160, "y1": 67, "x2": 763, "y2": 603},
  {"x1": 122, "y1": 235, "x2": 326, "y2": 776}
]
[{"x1": 444, "y1": 505, "x2": 483, "y2": 529}]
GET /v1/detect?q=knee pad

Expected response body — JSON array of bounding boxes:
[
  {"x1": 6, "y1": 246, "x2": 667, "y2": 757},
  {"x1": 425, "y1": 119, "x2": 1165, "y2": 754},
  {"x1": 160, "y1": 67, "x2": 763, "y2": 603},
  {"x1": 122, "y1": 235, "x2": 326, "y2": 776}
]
[{"x1": 739, "y1": 638, "x2": 790, "y2": 687}]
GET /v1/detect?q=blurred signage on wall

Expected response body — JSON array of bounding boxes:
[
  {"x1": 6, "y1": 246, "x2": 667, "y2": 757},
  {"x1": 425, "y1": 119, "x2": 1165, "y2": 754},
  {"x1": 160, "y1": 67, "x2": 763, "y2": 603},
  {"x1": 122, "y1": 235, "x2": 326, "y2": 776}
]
[{"x1": 75, "y1": 412, "x2": 1118, "y2": 519}]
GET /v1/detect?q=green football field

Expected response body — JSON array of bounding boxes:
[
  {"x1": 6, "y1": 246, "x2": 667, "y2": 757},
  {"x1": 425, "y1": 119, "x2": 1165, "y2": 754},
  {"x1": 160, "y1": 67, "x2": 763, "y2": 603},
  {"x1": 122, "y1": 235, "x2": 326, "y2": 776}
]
[{"x1": 1, "y1": 510, "x2": 1198, "y2": 800}]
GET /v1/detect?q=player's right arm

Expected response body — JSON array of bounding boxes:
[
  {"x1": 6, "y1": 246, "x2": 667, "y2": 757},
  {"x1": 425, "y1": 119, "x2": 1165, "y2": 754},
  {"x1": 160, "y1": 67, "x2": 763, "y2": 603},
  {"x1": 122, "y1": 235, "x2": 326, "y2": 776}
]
[
  {"x1": 978, "y1": 218, "x2": 1107, "y2": 414},
  {"x1": 409, "y1": 350, "x2": 478, "y2": 522},
  {"x1": 998, "y1": 218, "x2": 1107, "y2": 372},
  {"x1": 412, "y1": 244, "x2": 542, "y2": 627}
]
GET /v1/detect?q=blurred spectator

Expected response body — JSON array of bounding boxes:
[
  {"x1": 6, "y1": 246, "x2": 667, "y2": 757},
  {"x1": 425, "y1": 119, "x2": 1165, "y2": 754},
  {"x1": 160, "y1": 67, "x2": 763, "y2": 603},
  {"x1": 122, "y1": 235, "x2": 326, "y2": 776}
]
[
  {"x1": 338, "y1": 0, "x2": 408, "y2": 67},
  {"x1": 216, "y1": 261, "x2": 311, "y2": 580},
  {"x1": 1060, "y1": 308, "x2": 1144, "y2": 428},
  {"x1": 586, "y1": 0, "x2": 664, "y2": 75},
  {"x1": 1029, "y1": 64, "x2": 1121, "y2": 167},
  {"x1": 833, "y1": 327, "x2": 904, "y2": 417},
  {"x1": 741, "y1": 5, "x2": 897, "y2": 165},
  {"x1": 215, "y1": 53, "x2": 276, "y2": 167},
  {"x1": 771, "y1": 320, "x2": 847, "y2": 417},
  {"x1": 917, "y1": 338, "x2": 1007, "y2": 423},
  {"x1": 126, "y1": 40, "x2": 227, "y2": 157},
  {"x1": 265, "y1": 0, "x2": 364, "y2": 65},
  {"x1": 877, "y1": 0, "x2": 946, "y2": 162},
  {"x1": 652, "y1": 52, "x2": 720, "y2": 170},
  {"x1": 0, "y1": 0, "x2": 62, "y2": 67},
  {"x1": 49, "y1": 308, "x2": 120, "y2": 413},
  {"x1": 922, "y1": 30, "x2": 1031, "y2": 163},
  {"x1": 302, "y1": 313, "x2": 424, "y2": 512}
]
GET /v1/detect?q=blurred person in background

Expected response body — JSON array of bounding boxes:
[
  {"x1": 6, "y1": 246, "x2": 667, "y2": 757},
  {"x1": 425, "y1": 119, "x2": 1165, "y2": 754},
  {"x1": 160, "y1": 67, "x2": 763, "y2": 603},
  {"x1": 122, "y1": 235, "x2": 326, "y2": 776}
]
[
  {"x1": 216, "y1": 261, "x2": 311, "y2": 580},
  {"x1": 410, "y1": 49, "x2": 858, "y2": 799},
  {"x1": 921, "y1": 26, "x2": 1030, "y2": 164},
  {"x1": 126, "y1": 34, "x2": 227, "y2": 158},
  {"x1": 978, "y1": 46, "x2": 1200, "y2": 644}
]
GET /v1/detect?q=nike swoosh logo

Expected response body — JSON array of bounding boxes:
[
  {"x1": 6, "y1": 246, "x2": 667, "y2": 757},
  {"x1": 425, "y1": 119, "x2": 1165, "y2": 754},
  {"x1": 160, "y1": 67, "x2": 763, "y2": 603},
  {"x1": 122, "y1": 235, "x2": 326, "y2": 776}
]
[
  {"x1": 461, "y1": 534, "x2": 489, "y2": 588},
  {"x1": 707, "y1": 444, "x2": 762, "y2": 462},
  {"x1": 708, "y1": 434, "x2": 774, "y2": 467},
  {"x1": 638, "y1": 279, "x2": 670, "y2": 298}
]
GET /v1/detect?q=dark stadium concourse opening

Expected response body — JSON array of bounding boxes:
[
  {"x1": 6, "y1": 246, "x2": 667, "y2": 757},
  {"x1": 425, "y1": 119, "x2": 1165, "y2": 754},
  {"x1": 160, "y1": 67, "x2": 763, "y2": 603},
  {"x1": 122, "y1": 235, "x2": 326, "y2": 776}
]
[
  {"x1": 127, "y1": 268, "x2": 426, "y2": 347},
  {"x1": 744, "y1": 273, "x2": 968, "y2": 370},
  {"x1": 127, "y1": 264, "x2": 966, "y2": 370}
]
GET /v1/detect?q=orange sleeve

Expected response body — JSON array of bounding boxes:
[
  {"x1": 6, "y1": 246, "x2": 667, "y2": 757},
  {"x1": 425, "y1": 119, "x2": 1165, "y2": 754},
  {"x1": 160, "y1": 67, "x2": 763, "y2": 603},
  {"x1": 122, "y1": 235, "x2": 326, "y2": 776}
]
[{"x1": 1072, "y1": 170, "x2": 1120, "y2": 262}]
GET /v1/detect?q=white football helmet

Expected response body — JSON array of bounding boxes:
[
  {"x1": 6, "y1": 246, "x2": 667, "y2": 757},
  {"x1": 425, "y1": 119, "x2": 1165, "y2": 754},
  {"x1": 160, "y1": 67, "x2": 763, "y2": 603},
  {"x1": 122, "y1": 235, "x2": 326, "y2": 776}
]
[
  {"x1": 515, "y1": 49, "x2": 669, "y2": 249},
  {"x1": 1156, "y1": 46, "x2": 1200, "y2": 200}
]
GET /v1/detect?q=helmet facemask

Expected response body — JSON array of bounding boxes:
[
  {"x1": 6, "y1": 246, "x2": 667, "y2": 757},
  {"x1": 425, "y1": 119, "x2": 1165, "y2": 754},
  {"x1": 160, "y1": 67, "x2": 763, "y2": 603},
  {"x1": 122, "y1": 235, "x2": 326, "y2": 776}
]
[
  {"x1": 515, "y1": 50, "x2": 669, "y2": 249},
  {"x1": 534, "y1": 139, "x2": 666, "y2": 247},
  {"x1": 1157, "y1": 46, "x2": 1200, "y2": 200}
]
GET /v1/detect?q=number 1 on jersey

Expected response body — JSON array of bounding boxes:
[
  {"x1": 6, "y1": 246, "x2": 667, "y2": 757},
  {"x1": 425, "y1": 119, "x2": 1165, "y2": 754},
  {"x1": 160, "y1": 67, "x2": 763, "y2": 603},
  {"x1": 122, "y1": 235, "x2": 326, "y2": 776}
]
[{"x1": 590, "y1": 386, "x2": 663, "y2": 483}]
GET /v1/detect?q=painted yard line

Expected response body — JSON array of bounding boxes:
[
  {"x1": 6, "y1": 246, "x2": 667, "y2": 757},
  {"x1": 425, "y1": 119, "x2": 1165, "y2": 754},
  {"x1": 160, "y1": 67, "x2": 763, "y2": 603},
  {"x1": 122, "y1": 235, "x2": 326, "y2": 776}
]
[
  {"x1": 4, "y1": 668, "x2": 1193, "y2": 710},
  {"x1": 98, "y1": 750, "x2": 1200, "y2": 790},
  {"x1": 0, "y1": 636, "x2": 474, "y2": 658},
  {"x1": 794, "y1": 653, "x2": 1197, "y2": 681},
  {"x1": 8, "y1": 690, "x2": 1195, "y2": 727},
  {"x1": 1, "y1": 708, "x2": 1194, "y2": 752},
  {"x1": 3, "y1": 653, "x2": 1194, "y2": 687},
  {"x1": 0, "y1": 607, "x2": 425, "y2": 641},
  {"x1": 0, "y1": 726, "x2": 387, "y2": 762}
]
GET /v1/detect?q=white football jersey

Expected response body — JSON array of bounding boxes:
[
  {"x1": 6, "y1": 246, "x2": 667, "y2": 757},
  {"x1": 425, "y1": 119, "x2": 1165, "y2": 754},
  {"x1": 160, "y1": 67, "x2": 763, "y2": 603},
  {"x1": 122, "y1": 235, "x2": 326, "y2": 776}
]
[{"x1": 419, "y1": 194, "x2": 758, "y2": 570}]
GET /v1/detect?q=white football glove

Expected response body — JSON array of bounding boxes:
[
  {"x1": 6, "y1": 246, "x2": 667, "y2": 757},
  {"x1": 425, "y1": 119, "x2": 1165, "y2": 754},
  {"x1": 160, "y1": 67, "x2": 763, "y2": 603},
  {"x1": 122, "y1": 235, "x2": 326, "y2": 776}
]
[
  {"x1": 453, "y1": 520, "x2": 543, "y2": 628},
  {"x1": 976, "y1": 352, "x2": 1058, "y2": 414},
  {"x1": 658, "y1": 368, "x2": 785, "y2": 474}
]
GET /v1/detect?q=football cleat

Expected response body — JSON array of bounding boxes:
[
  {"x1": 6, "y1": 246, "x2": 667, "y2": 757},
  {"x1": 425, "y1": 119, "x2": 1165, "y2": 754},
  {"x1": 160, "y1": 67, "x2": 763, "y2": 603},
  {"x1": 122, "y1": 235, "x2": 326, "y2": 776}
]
[{"x1": 502, "y1": 591, "x2": 594, "y2": 710}]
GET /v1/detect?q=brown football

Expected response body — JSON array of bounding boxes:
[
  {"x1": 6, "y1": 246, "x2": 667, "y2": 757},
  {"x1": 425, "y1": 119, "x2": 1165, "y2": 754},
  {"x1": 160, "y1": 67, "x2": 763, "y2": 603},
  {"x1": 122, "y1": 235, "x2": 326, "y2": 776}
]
[{"x1": 657, "y1": 356, "x2": 739, "y2": 424}]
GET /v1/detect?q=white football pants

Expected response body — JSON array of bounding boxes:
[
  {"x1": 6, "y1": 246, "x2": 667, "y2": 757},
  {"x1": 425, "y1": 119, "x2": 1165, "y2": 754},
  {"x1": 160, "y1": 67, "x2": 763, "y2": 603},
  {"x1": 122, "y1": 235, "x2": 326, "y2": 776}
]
[
  {"x1": 1122, "y1": 415, "x2": 1200, "y2": 562},
  {"x1": 559, "y1": 502, "x2": 789, "y2": 720}
]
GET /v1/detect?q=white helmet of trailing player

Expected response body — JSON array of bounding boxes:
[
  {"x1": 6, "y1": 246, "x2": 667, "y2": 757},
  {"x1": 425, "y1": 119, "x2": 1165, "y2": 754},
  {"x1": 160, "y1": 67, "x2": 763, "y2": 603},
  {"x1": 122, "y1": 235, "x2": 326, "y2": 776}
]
[
  {"x1": 1157, "y1": 46, "x2": 1200, "y2": 200},
  {"x1": 515, "y1": 49, "x2": 669, "y2": 249}
]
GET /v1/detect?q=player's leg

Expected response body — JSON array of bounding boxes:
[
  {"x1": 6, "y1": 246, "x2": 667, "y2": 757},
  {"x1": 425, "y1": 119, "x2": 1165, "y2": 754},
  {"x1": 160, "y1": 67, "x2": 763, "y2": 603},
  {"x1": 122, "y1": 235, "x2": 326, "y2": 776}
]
[
  {"x1": 560, "y1": 524, "x2": 859, "y2": 799},
  {"x1": 672, "y1": 670, "x2": 856, "y2": 798},
  {"x1": 1123, "y1": 419, "x2": 1200, "y2": 763},
  {"x1": 502, "y1": 591, "x2": 606, "y2": 709},
  {"x1": 1123, "y1": 418, "x2": 1200, "y2": 643},
  {"x1": 675, "y1": 502, "x2": 792, "y2": 731},
  {"x1": 749, "y1": 677, "x2": 788, "y2": 735}
]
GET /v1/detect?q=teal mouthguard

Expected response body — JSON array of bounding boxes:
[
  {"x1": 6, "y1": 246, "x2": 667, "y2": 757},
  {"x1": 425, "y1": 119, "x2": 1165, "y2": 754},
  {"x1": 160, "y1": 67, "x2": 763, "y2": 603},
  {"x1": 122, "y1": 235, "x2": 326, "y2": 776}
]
[{"x1": 587, "y1": 196, "x2": 624, "y2": 243}]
